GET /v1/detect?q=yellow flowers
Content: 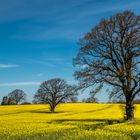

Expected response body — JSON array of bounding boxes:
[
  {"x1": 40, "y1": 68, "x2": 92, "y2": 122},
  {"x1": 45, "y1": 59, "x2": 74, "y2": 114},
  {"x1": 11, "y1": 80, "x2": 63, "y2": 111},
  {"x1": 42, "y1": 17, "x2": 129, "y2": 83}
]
[{"x1": 0, "y1": 103, "x2": 140, "y2": 140}]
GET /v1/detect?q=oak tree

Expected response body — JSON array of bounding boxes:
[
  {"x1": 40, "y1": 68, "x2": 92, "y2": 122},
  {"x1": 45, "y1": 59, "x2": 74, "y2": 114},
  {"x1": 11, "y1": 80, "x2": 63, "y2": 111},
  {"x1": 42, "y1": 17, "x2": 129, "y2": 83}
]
[
  {"x1": 34, "y1": 78, "x2": 78, "y2": 113},
  {"x1": 74, "y1": 11, "x2": 140, "y2": 120}
]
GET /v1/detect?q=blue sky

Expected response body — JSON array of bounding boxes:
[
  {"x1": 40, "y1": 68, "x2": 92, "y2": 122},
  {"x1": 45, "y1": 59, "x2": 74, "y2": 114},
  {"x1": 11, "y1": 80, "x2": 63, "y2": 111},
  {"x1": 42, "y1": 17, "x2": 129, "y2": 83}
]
[{"x1": 0, "y1": 0, "x2": 140, "y2": 102}]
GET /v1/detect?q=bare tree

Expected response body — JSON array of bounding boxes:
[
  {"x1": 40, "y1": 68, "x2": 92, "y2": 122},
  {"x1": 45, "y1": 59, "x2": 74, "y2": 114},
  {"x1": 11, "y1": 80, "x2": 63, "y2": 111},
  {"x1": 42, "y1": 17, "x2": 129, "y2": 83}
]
[
  {"x1": 8, "y1": 89, "x2": 26, "y2": 104},
  {"x1": 69, "y1": 96, "x2": 78, "y2": 103},
  {"x1": 83, "y1": 96, "x2": 98, "y2": 103},
  {"x1": 34, "y1": 78, "x2": 78, "y2": 113},
  {"x1": 74, "y1": 11, "x2": 140, "y2": 120},
  {"x1": 82, "y1": 91, "x2": 98, "y2": 103}
]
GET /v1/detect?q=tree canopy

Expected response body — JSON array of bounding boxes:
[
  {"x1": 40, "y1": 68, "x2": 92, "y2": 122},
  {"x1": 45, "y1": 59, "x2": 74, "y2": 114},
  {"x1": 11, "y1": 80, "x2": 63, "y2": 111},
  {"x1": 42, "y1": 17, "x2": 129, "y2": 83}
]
[
  {"x1": 8, "y1": 89, "x2": 26, "y2": 104},
  {"x1": 74, "y1": 11, "x2": 140, "y2": 120},
  {"x1": 34, "y1": 78, "x2": 78, "y2": 112}
]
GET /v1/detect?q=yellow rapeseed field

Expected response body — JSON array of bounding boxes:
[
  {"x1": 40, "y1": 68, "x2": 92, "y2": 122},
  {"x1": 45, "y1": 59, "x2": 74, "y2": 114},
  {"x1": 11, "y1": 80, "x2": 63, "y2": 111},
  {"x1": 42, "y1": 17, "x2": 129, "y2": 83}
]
[{"x1": 0, "y1": 103, "x2": 140, "y2": 140}]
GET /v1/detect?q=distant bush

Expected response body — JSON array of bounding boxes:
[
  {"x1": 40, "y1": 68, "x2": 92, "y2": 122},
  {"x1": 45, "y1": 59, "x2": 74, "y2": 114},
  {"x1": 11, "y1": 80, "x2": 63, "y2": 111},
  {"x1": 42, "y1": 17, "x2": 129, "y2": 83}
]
[
  {"x1": 82, "y1": 97, "x2": 98, "y2": 103},
  {"x1": 20, "y1": 102, "x2": 32, "y2": 105},
  {"x1": 134, "y1": 99, "x2": 140, "y2": 104},
  {"x1": 1, "y1": 96, "x2": 16, "y2": 105},
  {"x1": 111, "y1": 99, "x2": 140, "y2": 104}
]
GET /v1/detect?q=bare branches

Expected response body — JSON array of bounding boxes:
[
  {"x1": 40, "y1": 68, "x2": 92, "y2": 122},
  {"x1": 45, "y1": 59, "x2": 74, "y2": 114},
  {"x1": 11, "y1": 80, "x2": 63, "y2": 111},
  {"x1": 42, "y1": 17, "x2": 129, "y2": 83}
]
[
  {"x1": 34, "y1": 78, "x2": 78, "y2": 113},
  {"x1": 74, "y1": 11, "x2": 140, "y2": 120},
  {"x1": 8, "y1": 89, "x2": 26, "y2": 104}
]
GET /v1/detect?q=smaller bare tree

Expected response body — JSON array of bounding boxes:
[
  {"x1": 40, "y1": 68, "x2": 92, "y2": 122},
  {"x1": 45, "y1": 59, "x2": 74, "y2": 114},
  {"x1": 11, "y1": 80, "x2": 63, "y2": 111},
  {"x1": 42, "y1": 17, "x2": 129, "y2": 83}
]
[
  {"x1": 8, "y1": 89, "x2": 26, "y2": 104},
  {"x1": 82, "y1": 92, "x2": 98, "y2": 103},
  {"x1": 34, "y1": 78, "x2": 78, "y2": 113},
  {"x1": 69, "y1": 96, "x2": 78, "y2": 103}
]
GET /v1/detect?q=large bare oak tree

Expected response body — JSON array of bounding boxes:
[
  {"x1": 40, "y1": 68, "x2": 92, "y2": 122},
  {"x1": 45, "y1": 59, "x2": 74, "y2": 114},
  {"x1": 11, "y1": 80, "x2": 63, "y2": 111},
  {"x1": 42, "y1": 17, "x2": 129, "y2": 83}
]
[
  {"x1": 74, "y1": 11, "x2": 140, "y2": 120},
  {"x1": 34, "y1": 78, "x2": 78, "y2": 113}
]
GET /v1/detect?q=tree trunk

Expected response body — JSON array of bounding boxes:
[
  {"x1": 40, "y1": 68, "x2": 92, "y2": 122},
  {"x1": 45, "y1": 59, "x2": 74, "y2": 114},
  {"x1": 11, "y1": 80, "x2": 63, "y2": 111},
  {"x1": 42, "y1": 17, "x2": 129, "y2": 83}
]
[
  {"x1": 50, "y1": 105, "x2": 55, "y2": 113},
  {"x1": 125, "y1": 101, "x2": 134, "y2": 121}
]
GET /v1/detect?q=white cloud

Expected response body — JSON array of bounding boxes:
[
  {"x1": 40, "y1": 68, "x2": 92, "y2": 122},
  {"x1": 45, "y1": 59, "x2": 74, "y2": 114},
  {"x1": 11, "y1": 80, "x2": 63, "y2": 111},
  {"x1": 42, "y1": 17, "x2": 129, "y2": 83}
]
[
  {"x1": 0, "y1": 64, "x2": 19, "y2": 68},
  {"x1": 0, "y1": 82, "x2": 41, "y2": 87}
]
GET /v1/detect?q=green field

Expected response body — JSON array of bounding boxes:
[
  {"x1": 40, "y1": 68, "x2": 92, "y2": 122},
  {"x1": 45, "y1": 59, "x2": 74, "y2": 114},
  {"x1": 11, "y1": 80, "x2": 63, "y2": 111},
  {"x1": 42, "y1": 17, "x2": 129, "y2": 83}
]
[{"x1": 0, "y1": 103, "x2": 140, "y2": 140}]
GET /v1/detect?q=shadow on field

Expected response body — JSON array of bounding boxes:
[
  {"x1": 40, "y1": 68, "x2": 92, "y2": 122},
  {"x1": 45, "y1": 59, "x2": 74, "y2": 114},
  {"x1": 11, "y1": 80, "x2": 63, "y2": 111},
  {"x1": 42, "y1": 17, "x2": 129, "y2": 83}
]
[
  {"x1": 51, "y1": 118, "x2": 124, "y2": 132},
  {"x1": 53, "y1": 118, "x2": 123, "y2": 125},
  {"x1": 29, "y1": 110, "x2": 65, "y2": 114},
  {"x1": 0, "y1": 108, "x2": 48, "y2": 116},
  {"x1": 0, "y1": 111, "x2": 28, "y2": 116}
]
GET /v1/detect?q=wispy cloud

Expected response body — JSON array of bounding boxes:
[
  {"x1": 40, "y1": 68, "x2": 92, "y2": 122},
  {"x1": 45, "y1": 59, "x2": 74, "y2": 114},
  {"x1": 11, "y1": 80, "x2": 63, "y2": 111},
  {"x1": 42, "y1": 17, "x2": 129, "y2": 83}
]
[
  {"x1": 0, "y1": 0, "x2": 88, "y2": 23},
  {"x1": 0, "y1": 64, "x2": 19, "y2": 68},
  {"x1": 8, "y1": 0, "x2": 140, "y2": 41},
  {"x1": 22, "y1": 58, "x2": 56, "y2": 67},
  {"x1": 0, "y1": 82, "x2": 41, "y2": 87}
]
